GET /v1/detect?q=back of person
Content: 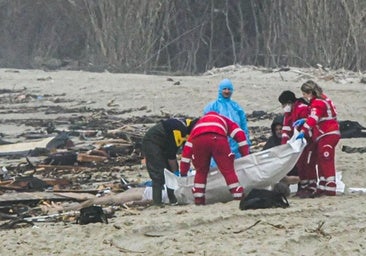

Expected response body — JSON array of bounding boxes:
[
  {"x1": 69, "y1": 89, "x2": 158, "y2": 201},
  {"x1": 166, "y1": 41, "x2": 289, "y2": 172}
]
[{"x1": 180, "y1": 111, "x2": 249, "y2": 205}]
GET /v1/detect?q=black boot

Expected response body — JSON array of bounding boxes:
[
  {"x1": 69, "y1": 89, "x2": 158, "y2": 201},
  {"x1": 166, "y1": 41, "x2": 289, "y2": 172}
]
[{"x1": 152, "y1": 184, "x2": 163, "y2": 206}]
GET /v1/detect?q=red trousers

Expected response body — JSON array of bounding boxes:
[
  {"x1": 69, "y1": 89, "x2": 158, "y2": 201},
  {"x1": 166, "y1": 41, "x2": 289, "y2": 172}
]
[
  {"x1": 313, "y1": 134, "x2": 340, "y2": 195},
  {"x1": 190, "y1": 133, "x2": 243, "y2": 205},
  {"x1": 297, "y1": 142, "x2": 317, "y2": 192}
]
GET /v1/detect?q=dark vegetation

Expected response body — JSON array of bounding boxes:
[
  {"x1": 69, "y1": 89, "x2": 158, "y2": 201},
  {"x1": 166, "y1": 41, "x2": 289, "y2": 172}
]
[{"x1": 0, "y1": 0, "x2": 365, "y2": 74}]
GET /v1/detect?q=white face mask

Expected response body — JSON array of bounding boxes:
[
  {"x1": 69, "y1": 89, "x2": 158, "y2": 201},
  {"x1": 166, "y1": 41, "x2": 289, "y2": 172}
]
[{"x1": 283, "y1": 105, "x2": 292, "y2": 113}]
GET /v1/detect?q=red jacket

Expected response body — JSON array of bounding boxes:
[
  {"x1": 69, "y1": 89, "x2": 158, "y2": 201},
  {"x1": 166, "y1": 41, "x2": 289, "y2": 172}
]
[
  {"x1": 180, "y1": 112, "x2": 249, "y2": 174},
  {"x1": 301, "y1": 94, "x2": 340, "y2": 141},
  {"x1": 282, "y1": 100, "x2": 309, "y2": 144}
]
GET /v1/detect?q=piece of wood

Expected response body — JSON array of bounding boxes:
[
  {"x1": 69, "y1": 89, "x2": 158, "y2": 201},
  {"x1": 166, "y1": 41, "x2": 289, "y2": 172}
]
[
  {"x1": 0, "y1": 137, "x2": 54, "y2": 156},
  {"x1": 36, "y1": 164, "x2": 88, "y2": 171},
  {"x1": 0, "y1": 192, "x2": 71, "y2": 206},
  {"x1": 76, "y1": 153, "x2": 108, "y2": 162}
]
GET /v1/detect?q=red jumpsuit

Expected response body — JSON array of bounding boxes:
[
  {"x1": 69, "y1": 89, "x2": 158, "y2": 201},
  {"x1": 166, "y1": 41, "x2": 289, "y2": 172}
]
[
  {"x1": 282, "y1": 100, "x2": 317, "y2": 194},
  {"x1": 180, "y1": 112, "x2": 249, "y2": 205},
  {"x1": 300, "y1": 94, "x2": 340, "y2": 196}
]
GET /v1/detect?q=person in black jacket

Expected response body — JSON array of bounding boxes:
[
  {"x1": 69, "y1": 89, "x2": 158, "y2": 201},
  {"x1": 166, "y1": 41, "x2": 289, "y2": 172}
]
[
  {"x1": 263, "y1": 115, "x2": 284, "y2": 150},
  {"x1": 141, "y1": 118, "x2": 197, "y2": 206},
  {"x1": 263, "y1": 115, "x2": 299, "y2": 195}
]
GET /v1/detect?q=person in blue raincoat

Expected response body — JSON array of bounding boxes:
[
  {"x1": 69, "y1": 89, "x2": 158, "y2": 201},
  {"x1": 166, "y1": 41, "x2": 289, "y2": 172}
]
[{"x1": 204, "y1": 78, "x2": 251, "y2": 166}]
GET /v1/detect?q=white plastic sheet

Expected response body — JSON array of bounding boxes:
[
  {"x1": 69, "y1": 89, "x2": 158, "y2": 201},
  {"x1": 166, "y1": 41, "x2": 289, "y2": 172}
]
[{"x1": 165, "y1": 131, "x2": 306, "y2": 204}]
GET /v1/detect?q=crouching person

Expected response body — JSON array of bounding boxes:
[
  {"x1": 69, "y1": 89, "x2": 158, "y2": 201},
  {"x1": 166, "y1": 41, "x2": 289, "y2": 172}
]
[
  {"x1": 142, "y1": 118, "x2": 197, "y2": 206},
  {"x1": 179, "y1": 111, "x2": 250, "y2": 205}
]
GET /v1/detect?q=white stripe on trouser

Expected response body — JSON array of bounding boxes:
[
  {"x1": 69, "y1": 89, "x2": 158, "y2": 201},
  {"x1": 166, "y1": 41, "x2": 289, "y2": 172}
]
[
  {"x1": 319, "y1": 176, "x2": 335, "y2": 191},
  {"x1": 233, "y1": 192, "x2": 242, "y2": 198},
  {"x1": 194, "y1": 183, "x2": 206, "y2": 188},
  {"x1": 228, "y1": 182, "x2": 240, "y2": 189},
  {"x1": 180, "y1": 157, "x2": 190, "y2": 163},
  {"x1": 193, "y1": 192, "x2": 204, "y2": 197},
  {"x1": 324, "y1": 184, "x2": 336, "y2": 192},
  {"x1": 308, "y1": 179, "x2": 317, "y2": 185},
  {"x1": 318, "y1": 176, "x2": 325, "y2": 190},
  {"x1": 325, "y1": 176, "x2": 335, "y2": 182}
]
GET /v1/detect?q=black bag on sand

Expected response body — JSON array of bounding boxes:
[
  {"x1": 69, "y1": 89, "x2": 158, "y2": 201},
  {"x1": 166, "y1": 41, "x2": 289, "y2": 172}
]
[
  {"x1": 239, "y1": 188, "x2": 289, "y2": 210},
  {"x1": 76, "y1": 206, "x2": 108, "y2": 225}
]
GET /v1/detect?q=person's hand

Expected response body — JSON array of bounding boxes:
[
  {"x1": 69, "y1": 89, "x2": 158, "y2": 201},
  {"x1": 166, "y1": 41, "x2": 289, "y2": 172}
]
[
  {"x1": 173, "y1": 170, "x2": 180, "y2": 177},
  {"x1": 293, "y1": 119, "x2": 305, "y2": 127},
  {"x1": 296, "y1": 132, "x2": 305, "y2": 140}
]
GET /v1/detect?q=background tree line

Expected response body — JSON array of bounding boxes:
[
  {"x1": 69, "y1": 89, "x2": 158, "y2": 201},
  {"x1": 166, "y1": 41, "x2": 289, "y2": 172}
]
[{"x1": 0, "y1": 0, "x2": 365, "y2": 74}]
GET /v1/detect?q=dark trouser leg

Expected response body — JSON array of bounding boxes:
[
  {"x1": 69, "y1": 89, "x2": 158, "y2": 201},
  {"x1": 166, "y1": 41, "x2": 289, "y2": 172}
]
[
  {"x1": 142, "y1": 136, "x2": 168, "y2": 205},
  {"x1": 167, "y1": 188, "x2": 177, "y2": 204},
  {"x1": 152, "y1": 183, "x2": 163, "y2": 205}
]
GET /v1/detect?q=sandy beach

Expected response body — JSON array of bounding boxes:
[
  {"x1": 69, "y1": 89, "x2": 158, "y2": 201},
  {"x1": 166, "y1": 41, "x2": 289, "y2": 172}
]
[{"x1": 0, "y1": 66, "x2": 366, "y2": 256}]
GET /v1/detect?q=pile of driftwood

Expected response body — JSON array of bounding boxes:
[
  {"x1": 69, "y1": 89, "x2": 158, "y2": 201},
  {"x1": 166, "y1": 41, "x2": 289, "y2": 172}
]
[
  {"x1": 2, "y1": 86, "x2": 363, "y2": 228},
  {"x1": 0, "y1": 96, "x2": 275, "y2": 228}
]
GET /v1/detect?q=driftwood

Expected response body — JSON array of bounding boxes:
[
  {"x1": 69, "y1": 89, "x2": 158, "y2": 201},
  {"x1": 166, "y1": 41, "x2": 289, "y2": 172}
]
[
  {"x1": 36, "y1": 164, "x2": 90, "y2": 171},
  {"x1": 0, "y1": 137, "x2": 54, "y2": 156},
  {"x1": 0, "y1": 191, "x2": 71, "y2": 206},
  {"x1": 77, "y1": 153, "x2": 108, "y2": 162}
]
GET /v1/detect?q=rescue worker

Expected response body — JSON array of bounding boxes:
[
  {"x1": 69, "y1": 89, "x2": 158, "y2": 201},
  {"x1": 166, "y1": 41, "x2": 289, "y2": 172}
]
[
  {"x1": 204, "y1": 78, "x2": 251, "y2": 166},
  {"x1": 278, "y1": 90, "x2": 317, "y2": 198},
  {"x1": 179, "y1": 111, "x2": 250, "y2": 205},
  {"x1": 142, "y1": 117, "x2": 197, "y2": 206},
  {"x1": 295, "y1": 80, "x2": 340, "y2": 196}
]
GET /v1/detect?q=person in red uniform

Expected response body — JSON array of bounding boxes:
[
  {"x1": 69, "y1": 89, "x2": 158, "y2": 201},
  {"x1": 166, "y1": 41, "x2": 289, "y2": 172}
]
[
  {"x1": 179, "y1": 111, "x2": 250, "y2": 205},
  {"x1": 294, "y1": 80, "x2": 340, "y2": 196},
  {"x1": 278, "y1": 90, "x2": 317, "y2": 197}
]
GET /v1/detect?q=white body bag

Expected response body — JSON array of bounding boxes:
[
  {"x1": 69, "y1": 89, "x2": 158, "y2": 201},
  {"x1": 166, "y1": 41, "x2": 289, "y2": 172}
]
[{"x1": 164, "y1": 131, "x2": 306, "y2": 204}]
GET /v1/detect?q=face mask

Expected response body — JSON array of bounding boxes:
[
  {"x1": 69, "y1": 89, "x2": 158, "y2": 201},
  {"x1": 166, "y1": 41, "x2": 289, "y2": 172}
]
[{"x1": 283, "y1": 105, "x2": 292, "y2": 113}]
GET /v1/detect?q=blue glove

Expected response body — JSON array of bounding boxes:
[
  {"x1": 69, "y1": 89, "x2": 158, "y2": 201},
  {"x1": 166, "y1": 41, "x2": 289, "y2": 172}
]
[
  {"x1": 173, "y1": 170, "x2": 180, "y2": 177},
  {"x1": 293, "y1": 119, "x2": 305, "y2": 127},
  {"x1": 296, "y1": 132, "x2": 305, "y2": 140}
]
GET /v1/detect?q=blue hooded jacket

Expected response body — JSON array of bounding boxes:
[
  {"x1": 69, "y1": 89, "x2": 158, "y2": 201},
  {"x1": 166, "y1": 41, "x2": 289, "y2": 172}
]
[{"x1": 204, "y1": 79, "x2": 251, "y2": 160}]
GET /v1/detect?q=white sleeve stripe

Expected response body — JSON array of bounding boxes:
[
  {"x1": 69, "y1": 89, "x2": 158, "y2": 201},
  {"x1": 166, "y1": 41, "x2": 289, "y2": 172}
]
[
  {"x1": 230, "y1": 128, "x2": 241, "y2": 138},
  {"x1": 310, "y1": 115, "x2": 319, "y2": 121},
  {"x1": 185, "y1": 141, "x2": 192, "y2": 147},
  {"x1": 238, "y1": 141, "x2": 247, "y2": 146}
]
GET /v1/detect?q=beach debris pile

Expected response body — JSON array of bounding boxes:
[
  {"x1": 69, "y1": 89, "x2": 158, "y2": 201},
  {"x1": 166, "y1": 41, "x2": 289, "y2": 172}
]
[{"x1": 0, "y1": 87, "x2": 276, "y2": 228}]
